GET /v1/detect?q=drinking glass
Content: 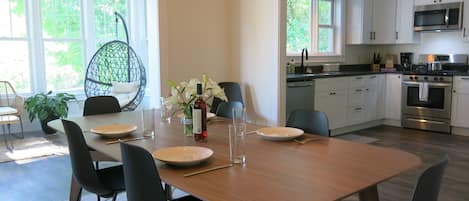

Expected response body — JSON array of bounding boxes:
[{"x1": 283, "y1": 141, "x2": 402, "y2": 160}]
[
  {"x1": 141, "y1": 108, "x2": 156, "y2": 137},
  {"x1": 231, "y1": 107, "x2": 246, "y2": 125},
  {"x1": 160, "y1": 97, "x2": 172, "y2": 124},
  {"x1": 229, "y1": 123, "x2": 247, "y2": 164}
]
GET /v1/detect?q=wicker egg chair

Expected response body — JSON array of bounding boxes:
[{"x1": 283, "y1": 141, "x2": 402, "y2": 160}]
[{"x1": 84, "y1": 12, "x2": 146, "y2": 111}]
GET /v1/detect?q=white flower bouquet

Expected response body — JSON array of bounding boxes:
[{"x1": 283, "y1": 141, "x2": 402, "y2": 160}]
[{"x1": 164, "y1": 74, "x2": 228, "y2": 120}]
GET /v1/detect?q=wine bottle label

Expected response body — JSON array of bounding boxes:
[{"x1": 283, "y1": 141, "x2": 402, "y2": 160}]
[{"x1": 193, "y1": 109, "x2": 202, "y2": 134}]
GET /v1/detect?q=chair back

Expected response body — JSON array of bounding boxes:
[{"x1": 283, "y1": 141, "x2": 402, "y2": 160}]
[
  {"x1": 411, "y1": 156, "x2": 448, "y2": 201},
  {"x1": 61, "y1": 119, "x2": 112, "y2": 196},
  {"x1": 83, "y1": 96, "x2": 122, "y2": 116},
  {"x1": 210, "y1": 82, "x2": 244, "y2": 113},
  {"x1": 286, "y1": 109, "x2": 329, "y2": 137},
  {"x1": 120, "y1": 143, "x2": 166, "y2": 201},
  {"x1": 0, "y1": 81, "x2": 19, "y2": 107},
  {"x1": 215, "y1": 101, "x2": 244, "y2": 119}
]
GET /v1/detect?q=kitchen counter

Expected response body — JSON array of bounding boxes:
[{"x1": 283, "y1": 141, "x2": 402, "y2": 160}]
[{"x1": 287, "y1": 71, "x2": 402, "y2": 82}]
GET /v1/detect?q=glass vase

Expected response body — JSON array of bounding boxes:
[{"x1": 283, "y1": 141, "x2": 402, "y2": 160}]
[{"x1": 183, "y1": 106, "x2": 193, "y2": 136}]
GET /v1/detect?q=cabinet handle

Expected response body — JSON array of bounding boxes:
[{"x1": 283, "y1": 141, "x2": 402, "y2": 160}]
[
  {"x1": 370, "y1": 32, "x2": 373, "y2": 40},
  {"x1": 355, "y1": 89, "x2": 363, "y2": 92},
  {"x1": 329, "y1": 92, "x2": 336, "y2": 95},
  {"x1": 464, "y1": 28, "x2": 466, "y2": 37},
  {"x1": 461, "y1": 77, "x2": 469, "y2": 80},
  {"x1": 366, "y1": 88, "x2": 369, "y2": 91},
  {"x1": 370, "y1": 76, "x2": 376, "y2": 79},
  {"x1": 396, "y1": 32, "x2": 399, "y2": 40},
  {"x1": 355, "y1": 107, "x2": 363, "y2": 111},
  {"x1": 355, "y1": 77, "x2": 363, "y2": 80},
  {"x1": 454, "y1": 90, "x2": 457, "y2": 93},
  {"x1": 373, "y1": 32, "x2": 376, "y2": 40},
  {"x1": 398, "y1": 75, "x2": 401, "y2": 79}
]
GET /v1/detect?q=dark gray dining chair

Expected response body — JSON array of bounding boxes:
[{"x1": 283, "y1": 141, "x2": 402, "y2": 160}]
[
  {"x1": 410, "y1": 156, "x2": 448, "y2": 201},
  {"x1": 215, "y1": 101, "x2": 244, "y2": 119},
  {"x1": 120, "y1": 142, "x2": 201, "y2": 201},
  {"x1": 210, "y1": 82, "x2": 244, "y2": 113},
  {"x1": 62, "y1": 119, "x2": 125, "y2": 201},
  {"x1": 83, "y1": 95, "x2": 122, "y2": 170},
  {"x1": 286, "y1": 109, "x2": 329, "y2": 137},
  {"x1": 83, "y1": 96, "x2": 122, "y2": 116}
]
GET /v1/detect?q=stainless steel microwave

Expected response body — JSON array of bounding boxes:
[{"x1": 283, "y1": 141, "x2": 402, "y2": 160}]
[{"x1": 414, "y1": 2, "x2": 463, "y2": 31}]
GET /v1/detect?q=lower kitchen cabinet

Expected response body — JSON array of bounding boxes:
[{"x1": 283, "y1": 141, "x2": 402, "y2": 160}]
[
  {"x1": 315, "y1": 90, "x2": 348, "y2": 129},
  {"x1": 451, "y1": 76, "x2": 469, "y2": 128},
  {"x1": 384, "y1": 74, "x2": 402, "y2": 121}
]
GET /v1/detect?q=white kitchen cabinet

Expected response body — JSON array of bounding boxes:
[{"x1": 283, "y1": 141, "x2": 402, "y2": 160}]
[
  {"x1": 384, "y1": 74, "x2": 402, "y2": 120},
  {"x1": 315, "y1": 77, "x2": 348, "y2": 130},
  {"x1": 365, "y1": 75, "x2": 385, "y2": 121},
  {"x1": 462, "y1": 0, "x2": 469, "y2": 41},
  {"x1": 396, "y1": 0, "x2": 419, "y2": 44},
  {"x1": 451, "y1": 76, "x2": 469, "y2": 127},
  {"x1": 347, "y1": 0, "x2": 418, "y2": 44},
  {"x1": 415, "y1": 0, "x2": 461, "y2": 5},
  {"x1": 315, "y1": 90, "x2": 348, "y2": 130},
  {"x1": 372, "y1": 0, "x2": 397, "y2": 44}
]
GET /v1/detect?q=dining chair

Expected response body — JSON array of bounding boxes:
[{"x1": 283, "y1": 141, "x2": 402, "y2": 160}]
[
  {"x1": 215, "y1": 101, "x2": 244, "y2": 119},
  {"x1": 83, "y1": 95, "x2": 122, "y2": 170},
  {"x1": 62, "y1": 119, "x2": 125, "y2": 201},
  {"x1": 0, "y1": 81, "x2": 25, "y2": 151},
  {"x1": 286, "y1": 109, "x2": 330, "y2": 137},
  {"x1": 120, "y1": 142, "x2": 201, "y2": 201},
  {"x1": 210, "y1": 82, "x2": 244, "y2": 113},
  {"x1": 410, "y1": 156, "x2": 448, "y2": 201},
  {"x1": 83, "y1": 96, "x2": 122, "y2": 116}
]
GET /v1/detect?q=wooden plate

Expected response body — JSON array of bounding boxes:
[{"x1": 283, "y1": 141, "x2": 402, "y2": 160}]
[
  {"x1": 90, "y1": 124, "x2": 137, "y2": 138},
  {"x1": 152, "y1": 146, "x2": 214, "y2": 166},
  {"x1": 256, "y1": 127, "x2": 304, "y2": 141}
]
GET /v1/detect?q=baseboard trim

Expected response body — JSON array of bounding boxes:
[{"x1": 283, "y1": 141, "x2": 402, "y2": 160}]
[
  {"x1": 331, "y1": 120, "x2": 383, "y2": 136},
  {"x1": 382, "y1": 119, "x2": 402, "y2": 127},
  {"x1": 451, "y1": 127, "x2": 469, "y2": 136}
]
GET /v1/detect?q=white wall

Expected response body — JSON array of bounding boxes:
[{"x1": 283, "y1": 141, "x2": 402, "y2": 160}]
[
  {"x1": 373, "y1": 31, "x2": 469, "y2": 62},
  {"x1": 158, "y1": 0, "x2": 232, "y2": 96},
  {"x1": 231, "y1": 0, "x2": 282, "y2": 125}
]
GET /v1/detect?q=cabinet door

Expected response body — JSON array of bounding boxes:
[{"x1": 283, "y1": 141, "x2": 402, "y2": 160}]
[
  {"x1": 365, "y1": 75, "x2": 383, "y2": 121},
  {"x1": 346, "y1": 0, "x2": 373, "y2": 44},
  {"x1": 315, "y1": 90, "x2": 348, "y2": 129},
  {"x1": 451, "y1": 93, "x2": 469, "y2": 127},
  {"x1": 396, "y1": 0, "x2": 418, "y2": 44},
  {"x1": 384, "y1": 74, "x2": 402, "y2": 120},
  {"x1": 372, "y1": 0, "x2": 397, "y2": 44},
  {"x1": 463, "y1": 0, "x2": 469, "y2": 42}
]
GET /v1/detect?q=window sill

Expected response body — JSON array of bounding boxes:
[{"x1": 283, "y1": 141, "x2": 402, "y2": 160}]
[{"x1": 287, "y1": 54, "x2": 345, "y2": 64}]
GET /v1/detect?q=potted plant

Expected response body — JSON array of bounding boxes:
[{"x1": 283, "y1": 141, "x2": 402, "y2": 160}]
[{"x1": 24, "y1": 91, "x2": 76, "y2": 134}]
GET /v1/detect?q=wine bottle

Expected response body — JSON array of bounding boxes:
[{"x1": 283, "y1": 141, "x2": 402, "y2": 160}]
[{"x1": 193, "y1": 83, "x2": 207, "y2": 141}]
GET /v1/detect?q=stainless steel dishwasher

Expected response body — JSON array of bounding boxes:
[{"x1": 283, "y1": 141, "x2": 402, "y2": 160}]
[{"x1": 286, "y1": 80, "x2": 315, "y2": 119}]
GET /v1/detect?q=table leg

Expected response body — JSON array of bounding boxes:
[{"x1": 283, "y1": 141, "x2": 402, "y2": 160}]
[
  {"x1": 359, "y1": 185, "x2": 379, "y2": 201},
  {"x1": 69, "y1": 175, "x2": 82, "y2": 201},
  {"x1": 165, "y1": 183, "x2": 173, "y2": 200}
]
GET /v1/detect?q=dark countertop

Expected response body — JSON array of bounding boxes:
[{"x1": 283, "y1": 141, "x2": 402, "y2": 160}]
[{"x1": 287, "y1": 71, "x2": 402, "y2": 82}]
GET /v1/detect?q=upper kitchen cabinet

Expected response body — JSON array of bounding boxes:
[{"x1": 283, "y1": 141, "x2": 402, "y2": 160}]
[
  {"x1": 415, "y1": 0, "x2": 461, "y2": 5},
  {"x1": 347, "y1": 0, "x2": 418, "y2": 44},
  {"x1": 463, "y1": 0, "x2": 469, "y2": 41}
]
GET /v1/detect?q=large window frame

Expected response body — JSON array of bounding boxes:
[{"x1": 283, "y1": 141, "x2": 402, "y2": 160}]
[
  {"x1": 3, "y1": 0, "x2": 148, "y2": 98},
  {"x1": 286, "y1": 0, "x2": 344, "y2": 62}
]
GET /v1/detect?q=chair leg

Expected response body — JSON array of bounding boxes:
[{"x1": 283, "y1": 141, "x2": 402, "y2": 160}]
[
  {"x1": 112, "y1": 192, "x2": 118, "y2": 201},
  {"x1": 95, "y1": 161, "x2": 99, "y2": 170},
  {"x1": 2, "y1": 125, "x2": 13, "y2": 152},
  {"x1": 165, "y1": 183, "x2": 173, "y2": 201},
  {"x1": 97, "y1": 195, "x2": 100, "y2": 201},
  {"x1": 7, "y1": 124, "x2": 14, "y2": 150},
  {"x1": 12, "y1": 116, "x2": 24, "y2": 139}
]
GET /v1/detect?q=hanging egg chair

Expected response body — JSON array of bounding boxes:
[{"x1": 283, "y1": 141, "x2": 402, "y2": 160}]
[{"x1": 84, "y1": 12, "x2": 146, "y2": 111}]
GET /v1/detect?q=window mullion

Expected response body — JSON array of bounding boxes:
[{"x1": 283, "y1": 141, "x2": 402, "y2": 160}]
[
  {"x1": 311, "y1": 0, "x2": 318, "y2": 53},
  {"x1": 81, "y1": 0, "x2": 95, "y2": 74},
  {"x1": 26, "y1": 0, "x2": 47, "y2": 93}
]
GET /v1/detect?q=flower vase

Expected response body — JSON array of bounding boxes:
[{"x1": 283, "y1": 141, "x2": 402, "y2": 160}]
[{"x1": 183, "y1": 106, "x2": 193, "y2": 136}]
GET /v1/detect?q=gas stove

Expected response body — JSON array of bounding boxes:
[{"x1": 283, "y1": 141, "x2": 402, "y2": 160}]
[{"x1": 402, "y1": 74, "x2": 453, "y2": 83}]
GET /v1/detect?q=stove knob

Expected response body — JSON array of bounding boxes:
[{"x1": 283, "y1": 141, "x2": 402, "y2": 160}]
[
  {"x1": 439, "y1": 77, "x2": 444, "y2": 81},
  {"x1": 409, "y1": 76, "x2": 414, "y2": 80},
  {"x1": 434, "y1": 77, "x2": 438, "y2": 81},
  {"x1": 424, "y1": 77, "x2": 428, "y2": 80},
  {"x1": 415, "y1": 77, "x2": 419, "y2": 80}
]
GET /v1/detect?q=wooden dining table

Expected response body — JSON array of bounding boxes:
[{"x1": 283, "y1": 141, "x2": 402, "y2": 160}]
[{"x1": 48, "y1": 110, "x2": 421, "y2": 201}]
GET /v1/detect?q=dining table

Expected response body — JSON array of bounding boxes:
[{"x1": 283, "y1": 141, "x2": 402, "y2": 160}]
[{"x1": 48, "y1": 110, "x2": 421, "y2": 201}]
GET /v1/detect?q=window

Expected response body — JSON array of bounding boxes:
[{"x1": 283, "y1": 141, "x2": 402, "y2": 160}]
[
  {"x1": 0, "y1": 0, "x2": 31, "y2": 93},
  {"x1": 287, "y1": 0, "x2": 343, "y2": 58},
  {"x1": 0, "y1": 0, "x2": 147, "y2": 95}
]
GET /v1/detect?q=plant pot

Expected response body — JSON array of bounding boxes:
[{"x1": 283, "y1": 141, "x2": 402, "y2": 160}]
[{"x1": 40, "y1": 116, "x2": 59, "y2": 134}]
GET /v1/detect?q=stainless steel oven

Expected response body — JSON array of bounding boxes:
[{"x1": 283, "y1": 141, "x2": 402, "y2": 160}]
[{"x1": 402, "y1": 75, "x2": 453, "y2": 133}]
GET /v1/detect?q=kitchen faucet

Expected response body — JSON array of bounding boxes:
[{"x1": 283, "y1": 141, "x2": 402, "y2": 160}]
[{"x1": 301, "y1": 48, "x2": 308, "y2": 74}]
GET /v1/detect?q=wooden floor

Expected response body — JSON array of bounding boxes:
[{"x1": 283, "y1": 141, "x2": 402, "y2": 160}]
[{"x1": 0, "y1": 126, "x2": 468, "y2": 201}]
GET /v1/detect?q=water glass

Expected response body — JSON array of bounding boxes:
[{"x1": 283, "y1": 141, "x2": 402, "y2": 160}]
[
  {"x1": 231, "y1": 107, "x2": 247, "y2": 125},
  {"x1": 141, "y1": 108, "x2": 156, "y2": 137},
  {"x1": 229, "y1": 123, "x2": 247, "y2": 164},
  {"x1": 160, "y1": 97, "x2": 172, "y2": 124}
]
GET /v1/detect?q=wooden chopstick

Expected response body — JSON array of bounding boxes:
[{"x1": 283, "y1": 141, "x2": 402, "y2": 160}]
[
  {"x1": 105, "y1": 136, "x2": 148, "y2": 145},
  {"x1": 184, "y1": 164, "x2": 233, "y2": 177}
]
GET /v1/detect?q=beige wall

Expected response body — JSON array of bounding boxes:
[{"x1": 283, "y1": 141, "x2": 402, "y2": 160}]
[{"x1": 159, "y1": 0, "x2": 232, "y2": 96}]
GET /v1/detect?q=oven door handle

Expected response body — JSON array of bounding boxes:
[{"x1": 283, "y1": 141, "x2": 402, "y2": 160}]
[
  {"x1": 402, "y1": 81, "x2": 452, "y2": 87},
  {"x1": 405, "y1": 118, "x2": 446, "y2": 125}
]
